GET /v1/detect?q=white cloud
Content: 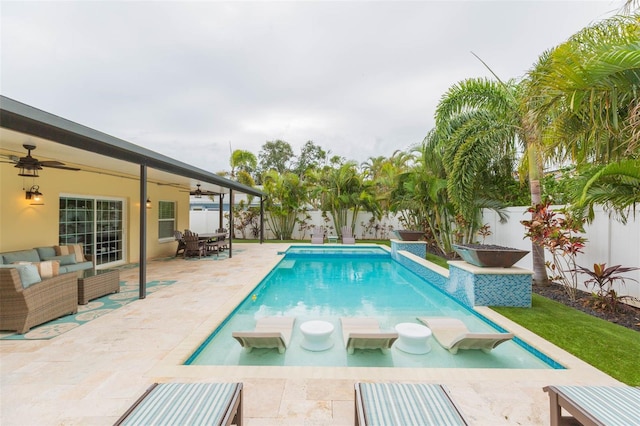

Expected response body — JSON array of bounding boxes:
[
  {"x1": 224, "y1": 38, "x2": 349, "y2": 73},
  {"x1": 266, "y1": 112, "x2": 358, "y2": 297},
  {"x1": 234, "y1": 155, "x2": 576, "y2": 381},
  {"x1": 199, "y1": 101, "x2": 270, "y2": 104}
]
[{"x1": 1, "y1": 0, "x2": 625, "y2": 172}]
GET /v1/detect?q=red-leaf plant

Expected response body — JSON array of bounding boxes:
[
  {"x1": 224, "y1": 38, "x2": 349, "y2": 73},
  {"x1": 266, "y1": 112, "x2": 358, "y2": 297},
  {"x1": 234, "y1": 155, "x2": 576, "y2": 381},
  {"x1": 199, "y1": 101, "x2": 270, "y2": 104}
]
[
  {"x1": 522, "y1": 201, "x2": 587, "y2": 301},
  {"x1": 572, "y1": 263, "x2": 640, "y2": 313}
]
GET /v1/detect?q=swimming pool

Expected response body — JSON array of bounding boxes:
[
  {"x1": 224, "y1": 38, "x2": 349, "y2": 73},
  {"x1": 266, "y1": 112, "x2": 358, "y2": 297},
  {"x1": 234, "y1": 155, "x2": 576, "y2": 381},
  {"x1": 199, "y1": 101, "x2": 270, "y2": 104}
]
[{"x1": 187, "y1": 245, "x2": 561, "y2": 369}]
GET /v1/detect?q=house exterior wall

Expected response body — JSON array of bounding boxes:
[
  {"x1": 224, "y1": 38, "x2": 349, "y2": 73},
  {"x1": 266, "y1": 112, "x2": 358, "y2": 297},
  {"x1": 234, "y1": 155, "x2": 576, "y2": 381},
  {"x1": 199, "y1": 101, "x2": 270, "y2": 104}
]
[{"x1": 0, "y1": 165, "x2": 189, "y2": 263}]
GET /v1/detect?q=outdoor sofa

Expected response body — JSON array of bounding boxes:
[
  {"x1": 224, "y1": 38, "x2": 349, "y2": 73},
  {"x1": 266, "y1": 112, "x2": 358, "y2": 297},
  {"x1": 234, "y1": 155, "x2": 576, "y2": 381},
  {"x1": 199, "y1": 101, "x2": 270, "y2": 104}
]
[
  {"x1": 0, "y1": 244, "x2": 93, "y2": 333},
  {"x1": 0, "y1": 244, "x2": 93, "y2": 274},
  {"x1": 0, "y1": 266, "x2": 78, "y2": 333}
]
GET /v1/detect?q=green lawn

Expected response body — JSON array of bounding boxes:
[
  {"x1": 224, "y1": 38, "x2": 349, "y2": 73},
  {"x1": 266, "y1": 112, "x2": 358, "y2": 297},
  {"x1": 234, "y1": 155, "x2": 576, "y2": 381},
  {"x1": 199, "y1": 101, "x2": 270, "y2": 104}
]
[
  {"x1": 235, "y1": 239, "x2": 640, "y2": 385},
  {"x1": 493, "y1": 295, "x2": 640, "y2": 386}
]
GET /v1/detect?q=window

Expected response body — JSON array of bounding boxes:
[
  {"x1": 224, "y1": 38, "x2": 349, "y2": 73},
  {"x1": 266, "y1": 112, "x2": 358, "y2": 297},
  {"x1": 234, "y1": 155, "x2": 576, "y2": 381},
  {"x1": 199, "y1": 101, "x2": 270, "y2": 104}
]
[{"x1": 159, "y1": 201, "x2": 176, "y2": 240}]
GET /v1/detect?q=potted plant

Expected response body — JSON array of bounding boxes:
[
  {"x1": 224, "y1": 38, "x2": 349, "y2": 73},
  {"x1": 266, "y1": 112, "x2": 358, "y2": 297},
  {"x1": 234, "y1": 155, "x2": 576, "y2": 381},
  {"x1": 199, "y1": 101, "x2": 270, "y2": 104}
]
[
  {"x1": 396, "y1": 230, "x2": 425, "y2": 241},
  {"x1": 452, "y1": 243, "x2": 529, "y2": 268}
]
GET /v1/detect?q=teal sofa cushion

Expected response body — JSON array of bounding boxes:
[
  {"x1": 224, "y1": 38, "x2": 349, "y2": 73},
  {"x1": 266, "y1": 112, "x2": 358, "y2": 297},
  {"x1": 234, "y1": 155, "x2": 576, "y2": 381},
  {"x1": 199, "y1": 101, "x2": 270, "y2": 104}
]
[
  {"x1": 43, "y1": 254, "x2": 76, "y2": 266},
  {"x1": 1, "y1": 249, "x2": 40, "y2": 265},
  {"x1": 35, "y1": 246, "x2": 57, "y2": 260},
  {"x1": 0, "y1": 264, "x2": 42, "y2": 288},
  {"x1": 60, "y1": 261, "x2": 93, "y2": 273}
]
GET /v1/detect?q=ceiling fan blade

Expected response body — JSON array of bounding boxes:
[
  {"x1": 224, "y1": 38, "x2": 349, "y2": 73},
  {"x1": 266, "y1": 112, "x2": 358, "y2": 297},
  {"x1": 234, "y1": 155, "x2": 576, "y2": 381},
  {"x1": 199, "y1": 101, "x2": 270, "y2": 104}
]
[
  {"x1": 40, "y1": 160, "x2": 66, "y2": 167},
  {"x1": 0, "y1": 154, "x2": 19, "y2": 162},
  {"x1": 41, "y1": 163, "x2": 81, "y2": 171}
]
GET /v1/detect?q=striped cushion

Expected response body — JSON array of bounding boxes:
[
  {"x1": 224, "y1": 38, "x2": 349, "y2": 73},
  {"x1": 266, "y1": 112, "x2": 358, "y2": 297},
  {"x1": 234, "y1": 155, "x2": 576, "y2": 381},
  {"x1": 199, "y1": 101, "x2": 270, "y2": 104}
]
[
  {"x1": 552, "y1": 385, "x2": 640, "y2": 426},
  {"x1": 55, "y1": 244, "x2": 84, "y2": 263},
  {"x1": 13, "y1": 260, "x2": 60, "y2": 278},
  {"x1": 37, "y1": 260, "x2": 60, "y2": 278},
  {"x1": 119, "y1": 383, "x2": 238, "y2": 425},
  {"x1": 358, "y1": 383, "x2": 467, "y2": 426}
]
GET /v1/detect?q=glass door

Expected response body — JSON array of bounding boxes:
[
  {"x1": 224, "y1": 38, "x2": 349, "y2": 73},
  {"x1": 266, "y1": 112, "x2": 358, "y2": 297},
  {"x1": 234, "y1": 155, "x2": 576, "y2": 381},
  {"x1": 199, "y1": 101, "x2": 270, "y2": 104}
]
[
  {"x1": 96, "y1": 200, "x2": 123, "y2": 265},
  {"x1": 59, "y1": 196, "x2": 125, "y2": 266}
]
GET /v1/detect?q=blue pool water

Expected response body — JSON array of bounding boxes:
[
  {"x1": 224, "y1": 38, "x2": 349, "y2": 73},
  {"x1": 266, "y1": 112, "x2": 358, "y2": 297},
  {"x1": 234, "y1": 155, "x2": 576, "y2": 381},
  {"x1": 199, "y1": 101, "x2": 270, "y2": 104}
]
[{"x1": 187, "y1": 245, "x2": 561, "y2": 369}]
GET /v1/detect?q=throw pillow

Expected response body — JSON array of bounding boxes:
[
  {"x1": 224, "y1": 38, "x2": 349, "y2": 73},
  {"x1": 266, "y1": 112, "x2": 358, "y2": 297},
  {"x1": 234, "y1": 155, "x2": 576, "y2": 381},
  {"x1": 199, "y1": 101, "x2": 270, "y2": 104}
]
[
  {"x1": 0, "y1": 264, "x2": 42, "y2": 288},
  {"x1": 55, "y1": 244, "x2": 85, "y2": 263},
  {"x1": 37, "y1": 260, "x2": 60, "y2": 278},
  {"x1": 12, "y1": 260, "x2": 60, "y2": 278},
  {"x1": 43, "y1": 254, "x2": 77, "y2": 266}
]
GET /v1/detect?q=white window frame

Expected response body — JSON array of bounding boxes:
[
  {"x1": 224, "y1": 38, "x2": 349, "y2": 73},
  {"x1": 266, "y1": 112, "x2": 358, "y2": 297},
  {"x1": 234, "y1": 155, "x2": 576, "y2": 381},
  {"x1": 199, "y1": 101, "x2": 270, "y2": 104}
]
[{"x1": 158, "y1": 200, "x2": 176, "y2": 242}]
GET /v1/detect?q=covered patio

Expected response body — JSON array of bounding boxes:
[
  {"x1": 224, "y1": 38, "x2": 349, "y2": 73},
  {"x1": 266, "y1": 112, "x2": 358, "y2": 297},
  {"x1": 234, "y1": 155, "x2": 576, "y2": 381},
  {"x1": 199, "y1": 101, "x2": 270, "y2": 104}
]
[{"x1": 0, "y1": 96, "x2": 264, "y2": 298}]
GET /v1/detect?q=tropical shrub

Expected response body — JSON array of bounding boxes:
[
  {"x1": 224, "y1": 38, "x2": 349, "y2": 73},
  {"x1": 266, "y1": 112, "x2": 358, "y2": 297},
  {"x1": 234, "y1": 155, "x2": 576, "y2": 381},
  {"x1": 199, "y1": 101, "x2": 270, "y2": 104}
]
[
  {"x1": 522, "y1": 201, "x2": 587, "y2": 300},
  {"x1": 573, "y1": 263, "x2": 640, "y2": 312}
]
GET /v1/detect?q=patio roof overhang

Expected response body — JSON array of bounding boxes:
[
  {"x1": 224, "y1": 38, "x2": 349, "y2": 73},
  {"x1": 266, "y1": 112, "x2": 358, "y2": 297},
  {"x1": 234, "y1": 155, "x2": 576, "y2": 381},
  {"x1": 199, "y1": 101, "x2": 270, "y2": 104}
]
[
  {"x1": 0, "y1": 96, "x2": 263, "y2": 198},
  {"x1": 1, "y1": 95, "x2": 265, "y2": 299}
]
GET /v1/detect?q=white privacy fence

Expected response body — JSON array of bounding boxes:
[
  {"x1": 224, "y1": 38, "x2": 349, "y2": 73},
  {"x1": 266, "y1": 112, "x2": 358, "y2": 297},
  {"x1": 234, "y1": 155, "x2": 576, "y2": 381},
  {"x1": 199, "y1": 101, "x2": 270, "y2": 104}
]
[
  {"x1": 189, "y1": 209, "x2": 404, "y2": 240},
  {"x1": 190, "y1": 206, "x2": 640, "y2": 302},
  {"x1": 482, "y1": 206, "x2": 640, "y2": 304}
]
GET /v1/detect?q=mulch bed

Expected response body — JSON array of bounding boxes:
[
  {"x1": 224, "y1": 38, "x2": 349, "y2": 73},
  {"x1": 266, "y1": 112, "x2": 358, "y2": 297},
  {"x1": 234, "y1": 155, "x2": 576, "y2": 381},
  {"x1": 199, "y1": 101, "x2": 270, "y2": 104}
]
[{"x1": 532, "y1": 282, "x2": 640, "y2": 332}]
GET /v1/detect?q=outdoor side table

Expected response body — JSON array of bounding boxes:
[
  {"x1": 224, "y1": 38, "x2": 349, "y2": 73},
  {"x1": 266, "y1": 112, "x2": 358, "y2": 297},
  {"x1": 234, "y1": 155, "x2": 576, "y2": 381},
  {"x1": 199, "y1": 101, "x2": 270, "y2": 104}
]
[
  {"x1": 77, "y1": 269, "x2": 120, "y2": 304},
  {"x1": 300, "y1": 320, "x2": 335, "y2": 351},
  {"x1": 327, "y1": 235, "x2": 339, "y2": 244},
  {"x1": 395, "y1": 322, "x2": 432, "y2": 354}
]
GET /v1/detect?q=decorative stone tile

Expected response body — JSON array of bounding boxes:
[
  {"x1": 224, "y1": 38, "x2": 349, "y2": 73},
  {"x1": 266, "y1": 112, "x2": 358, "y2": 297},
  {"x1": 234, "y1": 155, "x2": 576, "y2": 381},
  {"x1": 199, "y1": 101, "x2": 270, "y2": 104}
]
[
  {"x1": 450, "y1": 264, "x2": 532, "y2": 307},
  {"x1": 390, "y1": 240, "x2": 427, "y2": 259}
]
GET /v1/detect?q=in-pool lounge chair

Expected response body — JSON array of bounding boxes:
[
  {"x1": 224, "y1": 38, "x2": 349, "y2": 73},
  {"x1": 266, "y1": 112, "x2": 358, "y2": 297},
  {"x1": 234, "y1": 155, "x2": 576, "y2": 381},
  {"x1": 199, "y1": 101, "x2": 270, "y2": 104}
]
[
  {"x1": 340, "y1": 317, "x2": 398, "y2": 354},
  {"x1": 232, "y1": 316, "x2": 295, "y2": 354},
  {"x1": 355, "y1": 382, "x2": 469, "y2": 426},
  {"x1": 543, "y1": 385, "x2": 640, "y2": 426},
  {"x1": 417, "y1": 317, "x2": 514, "y2": 354},
  {"x1": 114, "y1": 382, "x2": 243, "y2": 426}
]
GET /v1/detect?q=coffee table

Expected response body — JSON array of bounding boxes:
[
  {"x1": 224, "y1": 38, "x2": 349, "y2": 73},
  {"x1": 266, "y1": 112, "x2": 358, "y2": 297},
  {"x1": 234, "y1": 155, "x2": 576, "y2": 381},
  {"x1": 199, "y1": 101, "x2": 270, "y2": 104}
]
[{"x1": 77, "y1": 269, "x2": 120, "y2": 304}]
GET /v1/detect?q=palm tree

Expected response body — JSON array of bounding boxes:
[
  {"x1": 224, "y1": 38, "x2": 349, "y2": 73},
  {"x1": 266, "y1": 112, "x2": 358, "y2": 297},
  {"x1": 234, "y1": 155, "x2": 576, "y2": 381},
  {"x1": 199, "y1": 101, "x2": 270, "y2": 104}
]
[
  {"x1": 362, "y1": 151, "x2": 412, "y2": 216},
  {"x1": 316, "y1": 162, "x2": 379, "y2": 235},
  {"x1": 262, "y1": 170, "x2": 309, "y2": 240},
  {"x1": 230, "y1": 149, "x2": 257, "y2": 181},
  {"x1": 435, "y1": 77, "x2": 549, "y2": 284},
  {"x1": 531, "y1": 15, "x2": 640, "y2": 165},
  {"x1": 390, "y1": 135, "x2": 456, "y2": 255},
  {"x1": 528, "y1": 15, "x2": 640, "y2": 220}
]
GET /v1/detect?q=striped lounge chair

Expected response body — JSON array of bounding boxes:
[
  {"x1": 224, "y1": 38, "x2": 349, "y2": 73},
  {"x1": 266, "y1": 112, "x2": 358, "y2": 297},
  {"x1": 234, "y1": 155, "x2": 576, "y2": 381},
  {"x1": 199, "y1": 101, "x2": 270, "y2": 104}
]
[
  {"x1": 543, "y1": 385, "x2": 640, "y2": 426},
  {"x1": 115, "y1": 382, "x2": 243, "y2": 426},
  {"x1": 354, "y1": 382, "x2": 468, "y2": 426}
]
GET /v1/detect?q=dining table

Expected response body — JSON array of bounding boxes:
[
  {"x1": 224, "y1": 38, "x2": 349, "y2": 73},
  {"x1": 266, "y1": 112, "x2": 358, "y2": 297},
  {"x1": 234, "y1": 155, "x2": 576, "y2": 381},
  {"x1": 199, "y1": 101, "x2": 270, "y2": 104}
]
[{"x1": 197, "y1": 232, "x2": 227, "y2": 241}]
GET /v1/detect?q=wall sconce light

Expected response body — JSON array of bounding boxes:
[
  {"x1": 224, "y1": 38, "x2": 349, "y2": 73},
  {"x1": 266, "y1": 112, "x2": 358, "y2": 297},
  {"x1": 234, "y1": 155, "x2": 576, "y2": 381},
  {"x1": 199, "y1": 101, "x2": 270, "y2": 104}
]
[
  {"x1": 146, "y1": 198, "x2": 152, "y2": 209},
  {"x1": 25, "y1": 185, "x2": 43, "y2": 201}
]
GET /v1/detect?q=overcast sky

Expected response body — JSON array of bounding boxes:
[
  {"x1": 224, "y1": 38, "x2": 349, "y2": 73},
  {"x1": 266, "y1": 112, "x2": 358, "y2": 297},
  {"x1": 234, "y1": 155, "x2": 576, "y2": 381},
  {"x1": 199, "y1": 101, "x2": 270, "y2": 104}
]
[{"x1": 1, "y1": 0, "x2": 625, "y2": 174}]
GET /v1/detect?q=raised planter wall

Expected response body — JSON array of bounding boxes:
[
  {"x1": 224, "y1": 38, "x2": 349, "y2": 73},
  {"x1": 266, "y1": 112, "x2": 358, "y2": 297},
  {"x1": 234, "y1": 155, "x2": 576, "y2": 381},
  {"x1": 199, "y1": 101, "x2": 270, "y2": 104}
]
[
  {"x1": 448, "y1": 261, "x2": 532, "y2": 308},
  {"x1": 390, "y1": 239, "x2": 427, "y2": 259},
  {"x1": 391, "y1": 241, "x2": 532, "y2": 308}
]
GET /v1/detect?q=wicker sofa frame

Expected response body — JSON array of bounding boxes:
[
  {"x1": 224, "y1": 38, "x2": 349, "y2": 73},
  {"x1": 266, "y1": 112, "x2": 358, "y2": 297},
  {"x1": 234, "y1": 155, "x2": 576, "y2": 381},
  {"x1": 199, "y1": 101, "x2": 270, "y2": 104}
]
[{"x1": 0, "y1": 268, "x2": 78, "y2": 334}]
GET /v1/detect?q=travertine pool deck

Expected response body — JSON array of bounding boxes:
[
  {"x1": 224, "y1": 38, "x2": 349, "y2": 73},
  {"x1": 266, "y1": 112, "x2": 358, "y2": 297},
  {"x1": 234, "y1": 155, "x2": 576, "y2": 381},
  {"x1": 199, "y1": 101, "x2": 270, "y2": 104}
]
[{"x1": 0, "y1": 243, "x2": 624, "y2": 425}]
